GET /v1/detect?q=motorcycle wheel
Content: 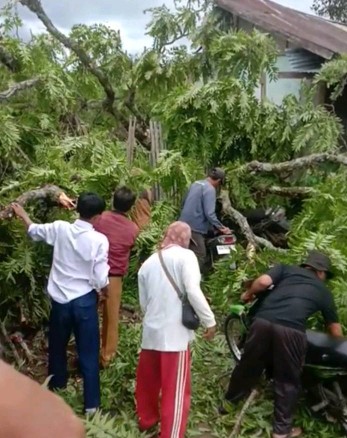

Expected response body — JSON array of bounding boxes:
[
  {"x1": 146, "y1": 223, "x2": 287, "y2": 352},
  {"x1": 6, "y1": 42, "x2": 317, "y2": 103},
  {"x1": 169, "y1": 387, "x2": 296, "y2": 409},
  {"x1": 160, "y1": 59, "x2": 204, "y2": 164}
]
[{"x1": 224, "y1": 314, "x2": 247, "y2": 363}]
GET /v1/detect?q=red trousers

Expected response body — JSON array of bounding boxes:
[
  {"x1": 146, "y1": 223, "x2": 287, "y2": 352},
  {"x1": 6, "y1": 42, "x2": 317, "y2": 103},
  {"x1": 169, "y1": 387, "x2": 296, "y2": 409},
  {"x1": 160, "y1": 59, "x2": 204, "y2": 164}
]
[{"x1": 135, "y1": 349, "x2": 191, "y2": 438}]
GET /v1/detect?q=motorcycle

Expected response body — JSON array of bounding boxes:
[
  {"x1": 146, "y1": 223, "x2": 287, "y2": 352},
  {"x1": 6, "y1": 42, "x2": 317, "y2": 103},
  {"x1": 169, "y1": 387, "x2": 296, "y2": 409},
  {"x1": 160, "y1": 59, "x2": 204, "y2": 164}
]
[
  {"x1": 205, "y1": 231, "x2": 237, "y2": 271},
  {"x1": 224, "y1": 298, "x2": 347, "y2": 434},
  {"x1": 243, "y1": 206, "x2": 290, "y2": 248}
]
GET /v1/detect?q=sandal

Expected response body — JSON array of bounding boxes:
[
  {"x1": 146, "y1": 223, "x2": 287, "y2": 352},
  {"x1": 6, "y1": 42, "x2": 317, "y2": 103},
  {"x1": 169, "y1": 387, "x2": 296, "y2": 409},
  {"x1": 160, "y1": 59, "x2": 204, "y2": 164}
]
[{"x1": 273, "y1": 426, "x2": 302, "y2": 438}]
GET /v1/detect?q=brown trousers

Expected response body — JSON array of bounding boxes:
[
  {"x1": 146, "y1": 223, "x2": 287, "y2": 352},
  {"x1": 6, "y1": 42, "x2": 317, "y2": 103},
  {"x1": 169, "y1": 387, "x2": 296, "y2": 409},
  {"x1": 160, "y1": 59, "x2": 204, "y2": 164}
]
[
  {"x1": 226, "y1": 318, "x2": 307, "y2": 436},
  {"x1": 100, "y1": 277, "x2": 123, "y2": 367}
]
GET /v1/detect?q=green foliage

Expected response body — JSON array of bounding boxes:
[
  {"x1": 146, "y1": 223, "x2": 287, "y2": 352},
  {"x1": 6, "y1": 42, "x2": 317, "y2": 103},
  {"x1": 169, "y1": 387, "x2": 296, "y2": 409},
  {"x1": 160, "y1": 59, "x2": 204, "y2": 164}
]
[
  {"x1": 1, "y1": 0, "x2": 347, "y2": 436},
  {"x1": 312, "y1": 0, "x2": 347, "y2": 23}
]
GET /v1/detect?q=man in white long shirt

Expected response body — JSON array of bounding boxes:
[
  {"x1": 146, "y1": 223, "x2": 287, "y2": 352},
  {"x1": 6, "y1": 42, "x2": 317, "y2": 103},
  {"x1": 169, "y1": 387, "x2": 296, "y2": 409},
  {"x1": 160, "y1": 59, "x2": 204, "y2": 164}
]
[
  {"x1": 135, "y1": 221, "x2": 216, "y2": 438},
  {"x1": 12, "y1": 192, "x2": 109, "y2": 415}
]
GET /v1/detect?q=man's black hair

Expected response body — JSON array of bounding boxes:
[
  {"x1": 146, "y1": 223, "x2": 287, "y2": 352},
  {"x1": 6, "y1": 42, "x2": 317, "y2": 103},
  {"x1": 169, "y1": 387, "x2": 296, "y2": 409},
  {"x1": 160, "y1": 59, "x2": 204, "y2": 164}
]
[
  {"x1": 76, "y1": 192, "x2": 106, "y2": 219},
  {"x1": 113, "y1": 186, "x2": 136, "y2": 213}
]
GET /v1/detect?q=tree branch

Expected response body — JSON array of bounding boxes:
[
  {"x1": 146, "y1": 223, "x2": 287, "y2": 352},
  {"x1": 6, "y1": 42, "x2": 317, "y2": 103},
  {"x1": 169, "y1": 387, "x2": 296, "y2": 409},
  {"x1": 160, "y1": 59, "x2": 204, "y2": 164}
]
[
  {"x1": 256, "y1": 186, "x2": 315, "y2": 198},
  {"x1": 220, "y1": 190, "x2": 287, "y2": 253},
  {"x1": 0, "y1": 184, "x2": 65, "y2": 220},
  {"x1": 0, "y1": 77, "x2": 41, "y2": 102},
  {"x1": 19, "y1": 0, "x2": 149, "y2": 146},
  {"x1": 19, "y1": 0, "x2": 115, "y2": 110},
  {"x1": 243, "y1": 153, "x2": 347, "y2": 175}
]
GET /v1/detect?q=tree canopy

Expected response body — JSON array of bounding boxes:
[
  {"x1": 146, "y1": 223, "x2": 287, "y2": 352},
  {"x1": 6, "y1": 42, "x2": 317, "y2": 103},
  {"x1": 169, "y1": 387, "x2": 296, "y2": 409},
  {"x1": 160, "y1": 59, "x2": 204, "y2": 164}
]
[
  {"x1": 1, "y1": 0, "x2": 347, "y2": 436},
  {"x1": 312, "y1": 0, "x2": 347, "y2": 23}
]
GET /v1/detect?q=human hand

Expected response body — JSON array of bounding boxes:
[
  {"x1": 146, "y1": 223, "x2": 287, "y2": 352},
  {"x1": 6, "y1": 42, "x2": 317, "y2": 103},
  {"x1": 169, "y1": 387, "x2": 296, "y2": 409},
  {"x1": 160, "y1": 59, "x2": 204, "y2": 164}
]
[
  {"x1": 58, "y1": 193, "x2": 76, "y2": 210},
  {"x1": 11, "y1": 203, "x2": 27, "y2": 219},
  {"x1": 203, "y1": 325, "x2": 216, "y2": 341},
  {"x1": 241, "y1": 291, "x2": 255, "y2": 303},
  {"x1": 219, "y1": 226, "x2": 232, "y2": 235}
]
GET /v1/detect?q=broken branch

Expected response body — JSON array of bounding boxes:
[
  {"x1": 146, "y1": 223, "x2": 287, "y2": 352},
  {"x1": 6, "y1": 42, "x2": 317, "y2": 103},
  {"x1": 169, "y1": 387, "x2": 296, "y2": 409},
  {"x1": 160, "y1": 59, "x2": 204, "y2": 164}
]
[
  {"x1": 257, "y1": 186, "x2": 314, "y2": 198},
  {"x1": 0, "y1": 184, "x2": 66, "y2": 220},
  {"x1": 243, "y1": 153, "x2": 347, "y2": 175},
  {"x1": 220, "y1": 190, "x2": 287, "y2": 253},
  {"x1": 0, "y1": 77, "x2": 41, "y2": 101},
  {"x1": 228, "y1": 389, "x2": 259, "y2": 438}
]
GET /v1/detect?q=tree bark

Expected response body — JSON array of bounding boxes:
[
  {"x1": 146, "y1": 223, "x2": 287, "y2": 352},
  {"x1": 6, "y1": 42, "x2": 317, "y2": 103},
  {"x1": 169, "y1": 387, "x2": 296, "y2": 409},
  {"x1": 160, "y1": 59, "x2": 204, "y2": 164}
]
[
  {"x1": 0, "y1": 77, "x2": 41, "y2": 102},
  {"x1": 0, "y1": 185, "x2": 65, "y2": 220},
  {"x1": 256, "y1": 186, "x2": 314, "y2": 198},
  {"x1": 244, "y1": 153, "x2": 347, "y2": 174},
  {"x1": 220, "y1": 190, "x2": 287, "y2": 253}
]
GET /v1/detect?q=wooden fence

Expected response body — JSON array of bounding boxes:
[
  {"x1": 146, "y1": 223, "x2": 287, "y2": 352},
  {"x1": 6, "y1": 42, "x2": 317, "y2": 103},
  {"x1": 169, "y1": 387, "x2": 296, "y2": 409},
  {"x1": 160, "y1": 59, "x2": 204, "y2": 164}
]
[{"x1": 127, "y1": 117, "x2": 180, "y2": 203}]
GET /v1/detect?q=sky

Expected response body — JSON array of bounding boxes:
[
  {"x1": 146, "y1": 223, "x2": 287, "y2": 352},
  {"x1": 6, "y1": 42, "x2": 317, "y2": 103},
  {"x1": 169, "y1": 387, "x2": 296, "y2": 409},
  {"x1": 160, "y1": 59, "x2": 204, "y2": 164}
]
[{"x1": 2, "y1": 0, "x2": 313, "y2": 53}]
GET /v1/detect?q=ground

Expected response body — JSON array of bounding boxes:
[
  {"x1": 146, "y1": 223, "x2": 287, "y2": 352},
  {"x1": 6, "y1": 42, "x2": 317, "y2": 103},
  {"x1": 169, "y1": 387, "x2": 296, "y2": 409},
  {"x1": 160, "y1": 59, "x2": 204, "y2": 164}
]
[{"x1": 4, "y1": 309, "x2": 345, "y2": 437}]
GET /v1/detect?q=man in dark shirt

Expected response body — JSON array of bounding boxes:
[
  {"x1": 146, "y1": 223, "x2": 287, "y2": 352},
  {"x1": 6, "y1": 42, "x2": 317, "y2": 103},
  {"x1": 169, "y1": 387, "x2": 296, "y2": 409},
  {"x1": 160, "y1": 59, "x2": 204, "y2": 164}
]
[
  {"x1": 179, "y1": 168, "x2": 231, "y2": 273},
  {"x1": 222, "y1": 250, "x2": 342, "y2": 438}
]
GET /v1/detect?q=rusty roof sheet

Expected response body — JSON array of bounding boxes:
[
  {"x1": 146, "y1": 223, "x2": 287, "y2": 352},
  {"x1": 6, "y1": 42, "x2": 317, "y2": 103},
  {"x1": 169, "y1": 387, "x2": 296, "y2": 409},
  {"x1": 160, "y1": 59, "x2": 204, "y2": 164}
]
[{"x1": 216, "y1": 0, "x2": 347, "y2": 59}]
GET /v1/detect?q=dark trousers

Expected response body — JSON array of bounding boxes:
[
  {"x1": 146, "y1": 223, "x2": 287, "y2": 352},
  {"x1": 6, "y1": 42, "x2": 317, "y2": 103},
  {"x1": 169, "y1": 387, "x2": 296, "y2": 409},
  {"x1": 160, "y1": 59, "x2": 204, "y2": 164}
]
[
  {"x1": 226, "y1": 318, "x2": 307, "y2": 435},
  {"x1": 189, "y1": 231, "x2": 207, "y2": 273},
  {"x1": 48, "y1": 291, "x2": 100, "y2": 410}
]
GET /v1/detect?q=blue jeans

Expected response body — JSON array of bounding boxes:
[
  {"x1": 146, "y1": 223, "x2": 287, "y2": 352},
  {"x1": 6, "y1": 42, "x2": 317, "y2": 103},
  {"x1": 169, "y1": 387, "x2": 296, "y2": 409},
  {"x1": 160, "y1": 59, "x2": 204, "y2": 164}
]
[{"x1": 48, "y1": 291, "x2": 100, "y2": 410}]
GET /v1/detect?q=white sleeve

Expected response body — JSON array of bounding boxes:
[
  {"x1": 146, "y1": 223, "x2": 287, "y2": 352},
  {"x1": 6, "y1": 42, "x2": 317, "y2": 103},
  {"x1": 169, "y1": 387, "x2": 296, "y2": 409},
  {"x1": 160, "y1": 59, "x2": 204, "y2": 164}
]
[
  {"x1": 91, "y1": 237, "x2": 110, "y2": 290},
  {"x1": 182, "y1": 251, "x2": 216, "y2": 328},
  {"x1": 138, "y1": 270, "x2": 147, "y2": 314},
  {"x1": 28, "y1": 222, "x2": 59, "y2": 245}
]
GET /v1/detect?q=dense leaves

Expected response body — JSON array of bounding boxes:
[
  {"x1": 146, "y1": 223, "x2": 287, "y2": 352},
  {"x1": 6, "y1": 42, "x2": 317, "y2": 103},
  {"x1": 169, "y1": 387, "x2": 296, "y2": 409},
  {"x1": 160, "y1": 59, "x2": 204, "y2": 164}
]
[{"x1": 0, "y1": 0, "x2": 347, "y2": 436}]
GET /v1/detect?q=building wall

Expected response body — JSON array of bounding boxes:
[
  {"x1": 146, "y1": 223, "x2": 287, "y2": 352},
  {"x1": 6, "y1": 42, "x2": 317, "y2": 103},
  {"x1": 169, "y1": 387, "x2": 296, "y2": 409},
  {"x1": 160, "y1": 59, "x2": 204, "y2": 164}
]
[{"x1": 237, "y1": 18, "x2": 324, "y2": 105}]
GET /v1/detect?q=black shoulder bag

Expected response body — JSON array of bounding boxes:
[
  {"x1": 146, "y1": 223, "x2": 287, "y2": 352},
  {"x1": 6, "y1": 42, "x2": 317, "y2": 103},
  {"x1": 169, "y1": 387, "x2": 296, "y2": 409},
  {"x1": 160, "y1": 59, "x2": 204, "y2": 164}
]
[{"x1": 158, "y1": 250, "x2": 200, "y2": 331}]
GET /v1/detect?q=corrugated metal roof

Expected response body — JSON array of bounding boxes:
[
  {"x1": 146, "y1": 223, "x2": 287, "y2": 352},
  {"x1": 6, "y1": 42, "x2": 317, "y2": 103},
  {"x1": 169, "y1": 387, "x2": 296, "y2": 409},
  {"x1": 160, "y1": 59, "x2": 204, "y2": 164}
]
[{"x1": 216, "y1": 0, "x2": 347, "y2": 59}]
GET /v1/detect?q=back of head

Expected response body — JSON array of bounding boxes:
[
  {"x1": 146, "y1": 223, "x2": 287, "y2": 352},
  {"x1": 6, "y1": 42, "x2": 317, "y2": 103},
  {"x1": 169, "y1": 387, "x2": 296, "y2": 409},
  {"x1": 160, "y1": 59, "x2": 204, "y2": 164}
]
[
  {"x1": 207, "y1": 167, "x2": 226, "y2": 185},
  {"x1": 76, "y1": 192, "x2": 106, "y2": 220},
  {"x1": 160, "y1": 221, "x2": 191, "y2": 250},
  {"x1": 113, "y1": 186, "x2": 136, "y2": 213},
  {"x1": 301, "y1": 250, "x2": 333, "y2": 280}
]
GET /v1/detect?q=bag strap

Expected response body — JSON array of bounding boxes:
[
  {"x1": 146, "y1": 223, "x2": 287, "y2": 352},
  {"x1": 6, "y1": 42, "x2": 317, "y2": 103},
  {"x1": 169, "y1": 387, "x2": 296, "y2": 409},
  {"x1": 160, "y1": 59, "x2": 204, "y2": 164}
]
[{"x1": 158, "y1": 250, "x2": 183, "y2": 302}]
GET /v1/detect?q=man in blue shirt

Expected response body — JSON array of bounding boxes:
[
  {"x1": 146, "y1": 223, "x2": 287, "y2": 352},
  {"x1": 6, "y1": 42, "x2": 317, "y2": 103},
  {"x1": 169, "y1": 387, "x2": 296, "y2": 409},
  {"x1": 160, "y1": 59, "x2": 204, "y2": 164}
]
[{"x1": 179, "y1": 168, "x2": 231, "y2": 273}]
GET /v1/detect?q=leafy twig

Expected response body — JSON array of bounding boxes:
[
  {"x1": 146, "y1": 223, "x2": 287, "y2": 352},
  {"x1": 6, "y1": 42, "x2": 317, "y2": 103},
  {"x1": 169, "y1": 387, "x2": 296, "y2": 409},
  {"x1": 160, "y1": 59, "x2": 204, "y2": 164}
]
[{"x1": 228, "y1": 389, "x2": 259, "y2": 438}]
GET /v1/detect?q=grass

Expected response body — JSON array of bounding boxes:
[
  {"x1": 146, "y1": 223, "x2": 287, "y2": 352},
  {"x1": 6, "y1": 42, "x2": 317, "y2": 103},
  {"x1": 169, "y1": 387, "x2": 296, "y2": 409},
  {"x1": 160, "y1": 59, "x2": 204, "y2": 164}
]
[{"x1": 54, "y1": 314, "x2": 344, "y2": 438}]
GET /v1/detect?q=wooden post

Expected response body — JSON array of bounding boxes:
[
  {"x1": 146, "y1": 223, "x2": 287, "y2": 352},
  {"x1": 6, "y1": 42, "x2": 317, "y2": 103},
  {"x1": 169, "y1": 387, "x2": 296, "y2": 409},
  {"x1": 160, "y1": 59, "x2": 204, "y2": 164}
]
[
  {"x1": 150, "y1": 120, "x2": 164, "y2": 201},
  {"x1": 127, "y1": 117, "x2": 136, "y2": 165}
]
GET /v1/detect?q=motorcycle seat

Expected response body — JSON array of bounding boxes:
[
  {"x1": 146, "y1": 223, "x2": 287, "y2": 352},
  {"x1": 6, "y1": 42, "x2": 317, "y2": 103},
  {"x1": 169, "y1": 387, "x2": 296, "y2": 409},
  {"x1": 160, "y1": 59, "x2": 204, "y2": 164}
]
[{"x1": 306, "y1": 330, "x2": 347, "y2": 368}]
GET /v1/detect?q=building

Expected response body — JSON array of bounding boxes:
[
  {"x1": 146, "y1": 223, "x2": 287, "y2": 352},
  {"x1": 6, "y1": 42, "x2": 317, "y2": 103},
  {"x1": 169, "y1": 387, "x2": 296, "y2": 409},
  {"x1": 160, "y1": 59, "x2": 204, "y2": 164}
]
[{"x1": 216, "y1": 0, "x2": 347, "y2": 118}]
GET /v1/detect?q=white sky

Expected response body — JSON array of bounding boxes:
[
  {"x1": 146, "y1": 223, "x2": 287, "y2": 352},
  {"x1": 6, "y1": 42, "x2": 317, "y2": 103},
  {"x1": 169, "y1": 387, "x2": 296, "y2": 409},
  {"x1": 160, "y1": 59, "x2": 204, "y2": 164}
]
[{"x1": 3, "y1": 0, "x2": 314, "y2": 53}]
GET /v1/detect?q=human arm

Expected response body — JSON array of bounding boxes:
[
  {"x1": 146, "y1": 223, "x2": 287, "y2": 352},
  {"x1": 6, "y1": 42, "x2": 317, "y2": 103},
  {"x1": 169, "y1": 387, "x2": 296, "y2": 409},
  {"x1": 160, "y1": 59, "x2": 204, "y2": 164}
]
[
  {"x1": 0, "y1": 360, "x2": 85, "y2": 438},
  {"x1": 91, "y1": 237, "x2": 110, "y2": 292},
  {"x1": 138, "y1": 270, "x2": 148, "y2": 314},
  {"x1": 12, "y1": 203, "x2": 58, "y2": 245},
  {"x1": 182, "y1": 251, "x2": 216, "y2": 340},
  {"x1": 321, "y1": 290, "x2": 343, "y2": 338},
  {"x1": 327, "y1": 323, "x2": 343, "y2": 338},
  {"x1": 202, "y1": 187, "x2": 230, "y2": 234},
  {"x1": 241, "y1": 264, "x2": 284, "y2": 302}
]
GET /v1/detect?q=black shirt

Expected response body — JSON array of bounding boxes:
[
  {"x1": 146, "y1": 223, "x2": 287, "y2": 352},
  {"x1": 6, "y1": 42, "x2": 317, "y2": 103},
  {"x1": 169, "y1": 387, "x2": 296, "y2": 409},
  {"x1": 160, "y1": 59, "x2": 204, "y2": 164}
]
[{"x1": 254, "y1": 264, "x2": 339, "y2": 332}]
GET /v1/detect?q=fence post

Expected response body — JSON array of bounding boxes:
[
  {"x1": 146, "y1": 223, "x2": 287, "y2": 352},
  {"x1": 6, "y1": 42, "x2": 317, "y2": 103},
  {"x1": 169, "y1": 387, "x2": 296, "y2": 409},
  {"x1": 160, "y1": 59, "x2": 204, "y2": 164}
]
[{"x1": 127, "y1": 116, "x2": 136, "y2": 165}]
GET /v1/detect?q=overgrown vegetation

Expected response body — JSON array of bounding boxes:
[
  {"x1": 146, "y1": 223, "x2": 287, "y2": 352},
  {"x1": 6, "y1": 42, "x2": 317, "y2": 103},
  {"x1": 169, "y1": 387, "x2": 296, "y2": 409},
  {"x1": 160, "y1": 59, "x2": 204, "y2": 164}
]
[{"x1": 1, "y1": 0, "x2": 347, "y2": 436}]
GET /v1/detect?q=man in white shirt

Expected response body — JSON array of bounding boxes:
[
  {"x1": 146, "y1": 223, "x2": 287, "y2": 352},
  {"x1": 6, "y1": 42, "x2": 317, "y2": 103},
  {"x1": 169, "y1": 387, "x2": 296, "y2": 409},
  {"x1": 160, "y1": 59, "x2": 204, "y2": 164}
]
[
  {"x1": 12, "y1": 192, "x2": 110, "y2": 415},
  {"x1": 135, "y1": 221, "x2": 216, "y2": 438}
]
